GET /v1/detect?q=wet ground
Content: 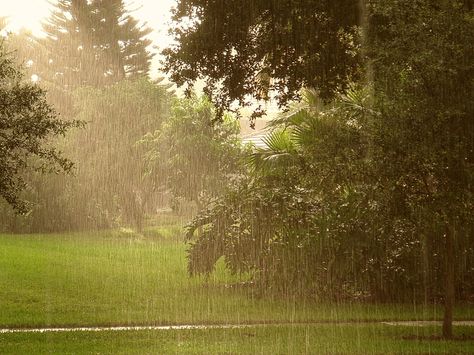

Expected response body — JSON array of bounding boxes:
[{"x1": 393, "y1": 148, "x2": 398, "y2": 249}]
[{"x1": 1, "y1": 321, "x2": 473, "y2": 334}]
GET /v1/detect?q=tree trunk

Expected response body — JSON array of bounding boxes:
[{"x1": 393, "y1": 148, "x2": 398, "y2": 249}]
[
  {"x1": 358, "y1": 0, "x2": 374, "y2": 86},
  {"x1": 442, "y1": 222, "x2": 455, "y2": 339},
  {"x1": 422, "y1": 233, "x2": 432, "y2": 306}
]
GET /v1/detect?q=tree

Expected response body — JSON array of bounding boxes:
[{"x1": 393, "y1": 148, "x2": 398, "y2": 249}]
[
  {"x1": 367, "y1": 0, "x2": 474, "y2": 338},
  {"x1": 0, "y1": 78, "x2": 171, "y2": 233},
  {"x1": 186, "y1": 87, "x2": 377, "y2": 297},
  {"x1": 36, "y1": 0, "x2": 152, "y2": 90},
  {"x1": 68, "y1": 78, "x2": 171, "y2": 231},
  {"x1": 90, "y1": 0, "x2": 153, "y2": 80},
  {"x1": 1, "y1": 4, "x2": 161, "y2": 232},
  {"x1": 186, "y1": 82, "x2": 473, "y2": 306},
  {"x1": 0, "y1": 41, "x2": 79, "y2": 214},
  {"x1": 143, "y1": 95, "x2": 243, "y2": 211},
  {"x1": 163, "y1": 0, "x2": 361, "y2": 120}
]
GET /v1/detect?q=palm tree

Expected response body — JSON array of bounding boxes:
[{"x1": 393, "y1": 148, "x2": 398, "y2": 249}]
[{"x1": 249, "y1": 85, "x2": 373, "y2": 173}]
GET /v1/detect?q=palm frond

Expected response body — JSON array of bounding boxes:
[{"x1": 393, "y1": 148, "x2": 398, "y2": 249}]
[
  {"x1": 262, "y1": 129, "x2": 295, "y2": 152},
  {"x1": 248, "y1": 129, "x2": 299, "y2": 171},
  {"x1": 339, "y1": 84, "x2": 378, "y2": 119}
]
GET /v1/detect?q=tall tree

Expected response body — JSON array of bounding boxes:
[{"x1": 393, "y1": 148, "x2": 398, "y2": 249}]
[
  {"x1": 36, "y1": 0, "x2": 152, "y2": 91},
  {"x1": 367, "y1": 0, "x2": 474, "y2": 338},
  {"x1": 39, "y1": 0, "x2": 97, "y2": 89},
  {"x1": 90, "y1": 0, "x2": 153, "y2": 80}
]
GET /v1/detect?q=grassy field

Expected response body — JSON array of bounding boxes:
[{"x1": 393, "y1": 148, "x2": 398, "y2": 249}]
[
  {"x1": 0, "y1": 227, "x2": 473, "y2": 353},
  {"x1": 0, "y1": 325, "x2": 473, "y2": 354}
]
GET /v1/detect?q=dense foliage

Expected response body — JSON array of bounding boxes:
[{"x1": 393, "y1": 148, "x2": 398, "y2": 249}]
[
  {"x1": 0, "y1": 79, "x2": 171, "y2": 232},
  {"x1": 0, "y1": 42, "x2": 79, "y2": 214},
  {"x1": 179, "y1": 0, "x2": 474, "y2": 337},
  {"x1": 143, "y1": 96, "x2": 243, "y2": 211},
  {"x1": 187, "y1": 86, "x2": 473, "y2": 302},
  {"x1": 368, "y1": 1, "x2": 474, "y2": 335},
  {"x1": 186, "y1": 88, "x2": 397, "y2": 299},
  {"x1": 0, "y1": 1, "x2": 160, "y2": 232},
  {"x1": 163, "y1": 0, "x2": 361, "y2": 120}
]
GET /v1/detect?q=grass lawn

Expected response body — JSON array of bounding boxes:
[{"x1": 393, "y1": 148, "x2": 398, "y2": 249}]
[
  {"x1": 0, "y1": 325, "x2": 473, "y2": 354},
  {"x1": 0, "y1": 227, "x2": 473, "y2": 353}
]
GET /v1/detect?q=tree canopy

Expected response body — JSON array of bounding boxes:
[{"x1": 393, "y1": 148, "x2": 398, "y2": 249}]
[{"x1": 163, "y1": 0, "x2": 361, "y2": 120}]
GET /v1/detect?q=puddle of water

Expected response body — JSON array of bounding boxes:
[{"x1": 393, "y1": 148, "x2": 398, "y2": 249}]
[{"x1": 0, "y1": 324, "x2": 248, "y2": 334}]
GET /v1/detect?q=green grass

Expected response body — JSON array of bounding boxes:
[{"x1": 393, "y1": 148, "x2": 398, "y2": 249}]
[
  {"x1": 0, "y1": 229, "x2": 473, "y2": 354},
  {"x1": 0, "y1": 229, "x2": 472, "y2": 329},
  {"x1": 0, "y1": 325, "x2": 473, "y2": 354}
]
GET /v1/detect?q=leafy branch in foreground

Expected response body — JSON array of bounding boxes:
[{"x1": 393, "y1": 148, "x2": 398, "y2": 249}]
[{"x1": 0, "y1": 42, "x2": 82, "y2": 214}]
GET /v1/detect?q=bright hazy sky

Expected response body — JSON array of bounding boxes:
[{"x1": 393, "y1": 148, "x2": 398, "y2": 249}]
[{"x1": 1, "y1": 0, "x2": 177, "y2": 74}]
